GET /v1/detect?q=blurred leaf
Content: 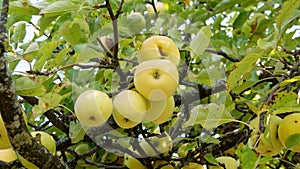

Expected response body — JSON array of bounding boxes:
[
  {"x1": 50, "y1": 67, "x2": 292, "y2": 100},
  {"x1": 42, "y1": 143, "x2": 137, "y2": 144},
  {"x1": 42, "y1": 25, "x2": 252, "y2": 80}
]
[
  {"x1": 285, "y1": 134, "x2": 300, "y2": 149},
  {"x1": 34, "y1": 41, "x2": 60, "y2": 71},
  {"x1": 22, "y1": 42, "x2": 39, "y2": 62},
  {"x1": 276, "y1": 0, "x2": 300, "y2": 31},
  {"x1": 280, "y1": 75, "x2": 300, "y2": 87},
  {"x1": 189, "y1": 26, "x2": 212, "y2": 58},
  {"x1": 9, "y1": 1, "x2": 40, "y2": 15},
  {"x1": 69, "y1": 121, "x2": 85, "y2": 143},
  {"x1": 39, "y1": 1, "x2": 80, "y2": 17},
  {"x1": 15, "y1": 76, "x2": 46, "y2": 97},
  {"x1": 11, "y1": 22, "x2": 26, "y2": 43},
  {"x1": 204, "y1": 153, "x2": 219, "y2": 166},
  {"x1": 183, "y1": 103, "x2": 234, "y2": 129},
  {"x1": 236, "y1": 144, "x2": 259, "y2": 169},
  {"x1": 7, "y1": 13, "x2": 31, "y2": 28}
]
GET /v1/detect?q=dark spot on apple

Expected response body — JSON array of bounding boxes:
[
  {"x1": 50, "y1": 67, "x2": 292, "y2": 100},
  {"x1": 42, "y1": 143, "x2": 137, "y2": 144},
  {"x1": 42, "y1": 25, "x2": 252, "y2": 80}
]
[
  {"x1": 125, "y1": 118, "x2": 130, "y2": 122},
  {"x1": 267, "y1": 150, "x2": 272, "y2": 152},
  {"x1": 89, "y1": 116, "x2": 96, "y2": 121},
  {"x1": 154, "y1": 72, "x2": 160, "y2": 79},
  {"x1": 158, "y1": 46, "x2": 167, "y2": 56},
  {"x1": 295, "y1": 120, "x2": 298, "y2": 123}
]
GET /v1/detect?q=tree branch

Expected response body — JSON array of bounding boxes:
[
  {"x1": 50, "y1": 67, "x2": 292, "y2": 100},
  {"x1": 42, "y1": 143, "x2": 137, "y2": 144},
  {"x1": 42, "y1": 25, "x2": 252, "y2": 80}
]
[{"x1": 205, "y1": 49, "x2": 240, "y2": 62}]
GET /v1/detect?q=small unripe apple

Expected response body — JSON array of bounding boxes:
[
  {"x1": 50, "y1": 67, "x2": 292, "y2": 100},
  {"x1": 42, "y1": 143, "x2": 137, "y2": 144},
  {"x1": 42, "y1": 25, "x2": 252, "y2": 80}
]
[
  {"x1": 278, "y1": 113, "x2": 300, "y2": 152},
  {"x1": 112, "y1": 108, "x2": 140, "y2": 129},
  {"x1": 210, "y1": 156, "x2": 238, "y2": 169},
  {"x1": 134, "y1": 59, "x2": 179, "y2": 101},
  {"x1": 75, "y1": 90, "x2": 113, "y2": 127},
  {"x1": 139, "y1": 36, "x2": 180, "y2": 67},
  {"x1": 126, "y1": 12, "x2": 146, "y2": 34},
  {"x1": 0, "y1": 148, "x2": 17, "y2": 162},
  {"x1": 113, "y1": 90, "x2": 147, "y2": 123}
]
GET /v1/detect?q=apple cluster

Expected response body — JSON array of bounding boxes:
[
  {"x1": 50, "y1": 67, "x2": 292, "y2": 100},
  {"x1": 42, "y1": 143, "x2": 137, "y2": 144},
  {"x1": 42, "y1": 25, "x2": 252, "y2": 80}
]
[{"x1": 74, "y1": 35, "x2": 180, "y2": 130}]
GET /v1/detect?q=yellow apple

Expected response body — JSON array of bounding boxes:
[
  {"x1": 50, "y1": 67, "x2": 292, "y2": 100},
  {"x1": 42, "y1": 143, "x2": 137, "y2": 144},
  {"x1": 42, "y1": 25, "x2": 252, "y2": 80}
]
[
  {"x1": 140, "y1": 132, "x2": 172, "y2": 157},
  {"x1": 153, "y1": 160, "x2": 174, "y2": 169},
  {"x1": 18, "y1": 131, "x2": 56, "y2": 169},
  {"x1": 113, "y1": 90, "x2": 147, "y2": 122},
  {"x1": 210, "y1": 156, "x2": 238, "y2": 169},
  {"x1": 0, "y1": 148, "x2": 17, "y2": 162},
  {"x1": 126, "y1": 12, "x2": 146, "y2": 34},
  {"x1": 74, "y1": 90, "x2": 113, "y2": 127},
  {"x1": 266, "y1": 115, "x2": 283, "y2": 152},
  {"x1": 124, "y1": 153, "x2": 147, "y2": 169},
  {"x1": 0, "y1": 114, "x2": 12, "y2": 149},
  {"x1": 134, "y1": 59, "x2": 179, "y2": 101},
  {"x1": 182, "y1": 162, "x2": 204, "y2": 169},
  {"x1": 152, "y1": 96, "x2": 175, "y2": 124},
  {"x1": 112, "y1": 108, "x2": 140, "y2": 129},
  {"x1": 147, "y1": 2, "x2": 166, "y2": 14},
  {"x1": 278, "y1": 113, "x2": 300, "y2": 152},
  {"x1": 138, "y1": 36, "x2": 180, "y2": 66}
]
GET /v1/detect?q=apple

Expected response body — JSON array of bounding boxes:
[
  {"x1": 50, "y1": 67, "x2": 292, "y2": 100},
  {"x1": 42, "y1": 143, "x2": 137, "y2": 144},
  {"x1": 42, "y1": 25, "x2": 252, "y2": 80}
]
[
  {"x1": 126, "y1": 12, "x2": 146, "y2": 34},
  {"x1": 182, "y1": 162, "x2": 204, "y2": 169},
  {"x1": 152, "y1": 96, "x2": 175, "y2": 124},
  {"x1": 140, "y1": 132, "x2": 172, "y2": 157},
  {"x1": 112, "y1": 108, "x2": 140, "y2": 129},
  {"x1": 74, "y1": 90, "x2": 113, "y2": 127},
  {"x1": 18, "y1": 131, "x2": 56, "y2": 169},
  {"x1": 147, "y1": 2, "x2": 166, "y2": 14},
  {"x1": 210, "y1": 156, "x2": 238, "y2": 169},
  {"x1": 75, "y1": 143, "x2": 96, "y2": 166},
  {"x1": 266, "y1": 115, "x2": 283, "y2": 152},
  {"x1": 113, "y1": 90, "x2": 147, "y2": 123},
  {"x1": 0, "y1": 148, "x2": 17, "y2": 162},
  {"x1": 0, "y1": 114, "x2": 12, "y2": 149},
  {"x1": 138, "y1": 36, "x2": 180, "y2": 67},
  {"x1": 153, "y1": 160, "x2": 174, "y2": 169},
  {"x1": 278, "y1": 113, "x2": 300, "y2": 152},
  {"x1": 124, "y1": 153, "x2": 147, "y2": 169},
  {"x1": 134, "y1": 59, "x2": 179, "y2": 101}
]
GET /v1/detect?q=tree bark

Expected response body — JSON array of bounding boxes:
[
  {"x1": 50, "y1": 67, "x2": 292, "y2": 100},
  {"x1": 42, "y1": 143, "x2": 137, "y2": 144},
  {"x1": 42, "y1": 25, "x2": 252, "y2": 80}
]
[{"x1": 0, "y1": 1, "x2": 67, "y2": 168}]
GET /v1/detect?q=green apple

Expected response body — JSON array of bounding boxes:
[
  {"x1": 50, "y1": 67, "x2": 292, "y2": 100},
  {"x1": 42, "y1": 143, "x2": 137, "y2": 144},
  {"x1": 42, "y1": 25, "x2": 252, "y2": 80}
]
[
  {"x1": 182, "y1": 162, "x2": 204, "y2": 169},
  {"x1": 112, "y1": 108, "x2": 140, "y2": 129},
  {"x1": 126, "y1": 12, "x2": 146, "y2": 34},
  {"x1": 18, "y1": 131, "x2": 56, "y2": 169},
  {"x1": 210, "y1": 156, "x2": 238, "y2": 169},
  {"x1": 113, "y1": 90, "x2": 147, "y2": 122},
  {"x1": 138, "y1": 36, "x2": 180, "y2": 67},
  {"x1": 0, "y1": 148, "x2": 17, "y2": 162},
  {"x1": 152, "y1": 96, "x2": 175, "y2": 124},
  {"x1": 266, "y1": 115, "x2": 283, "y2": 152},
  {"x1": 278, "y1": 113, "x2": 300, "y2": 152},
  {"x1": 140, "y1": 132, "x2": 172, "y2": 157},
  {"x1": 124, "y1": 153, "x2": 147, "y2": 169},
  {"x1": 0, "y1": 114, "x2": 12, "y2": 149},
  {"x1": 153, "y1": 160, "x2": 174, "y2": 169},
  {"x1": 74, "y1": 90, "x2": 113, "y2": 127},
  {"x1": 134, "y1": 59, "x2": 179, "y2": 101}
]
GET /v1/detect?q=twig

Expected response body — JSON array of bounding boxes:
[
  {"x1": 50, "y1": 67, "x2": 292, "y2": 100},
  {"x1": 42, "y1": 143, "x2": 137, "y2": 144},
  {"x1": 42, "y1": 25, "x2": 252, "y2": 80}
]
[{"x1": 205, "y1": 49, "x2": 240, "y2": 62}]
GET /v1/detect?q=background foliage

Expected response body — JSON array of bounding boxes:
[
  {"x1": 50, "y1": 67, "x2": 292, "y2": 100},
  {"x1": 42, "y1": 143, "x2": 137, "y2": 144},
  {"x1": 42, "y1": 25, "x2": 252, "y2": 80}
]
[{"x1": 1, "y1": 0, "x2": 300, "y2": 168}]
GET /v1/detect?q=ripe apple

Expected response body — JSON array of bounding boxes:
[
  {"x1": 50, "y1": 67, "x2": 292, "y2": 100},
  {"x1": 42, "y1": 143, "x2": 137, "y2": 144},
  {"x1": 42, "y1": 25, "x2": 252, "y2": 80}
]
[
  {"x1": 152, "y1": 96, "x2": 175, "y2": 124},
  {"x1": 210, "y1": 156, "x2": 238, "y2": 169},
  {"x1": 74, "y1": 90, "x2": 113, "y2": 127},
  {"x1": 278, "y1": 113, "x2": 300, "y2": 152},
  {"x1": 182, "y1": 162, "x2": 204, "y2": 169},
  {"x1": 138, "y1": 36, "x2": 180, "y2": 67},
  {"x1": 126, "y1": 12, "x2": 146, "y2": 34},
  {"x1": 134, "y1": 59, "x2": 179, "y2": 101},
  {"x1": 113, "y1": 90, "x2": 147, "y2": 122},
  {"x1": 140, "y1": 132, "x2": 172, "y2": 157},
  {"x1": 153, "y1": 160, "x2": 174, "y2": 169},
  {"x1": 0, "y1": 114, "x2": 12, "y2": 149},
  {"x1": 124, "y1": 153, "x2": 147, "y2": 169},
  {"x1": 0, "y1": 148, "x2": 17, "y2": 162},
  {"x1": 112, "y1": 108, "x2": 140, "y2": 129},
  {"x1": 18, "y1": 131, "x2": 56, "y2": 169}
]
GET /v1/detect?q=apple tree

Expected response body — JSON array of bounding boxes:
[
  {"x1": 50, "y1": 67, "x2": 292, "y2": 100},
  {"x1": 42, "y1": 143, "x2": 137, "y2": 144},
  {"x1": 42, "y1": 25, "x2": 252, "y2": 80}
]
[{"x1": 0, "y1": 0, "x2": 300, "y2": 168}]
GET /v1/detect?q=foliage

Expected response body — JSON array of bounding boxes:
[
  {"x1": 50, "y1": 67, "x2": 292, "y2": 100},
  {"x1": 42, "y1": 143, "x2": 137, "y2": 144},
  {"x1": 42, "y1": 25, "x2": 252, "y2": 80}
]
[{"x1": 1, "y1": 0, "x2": 300, "y2": 168}]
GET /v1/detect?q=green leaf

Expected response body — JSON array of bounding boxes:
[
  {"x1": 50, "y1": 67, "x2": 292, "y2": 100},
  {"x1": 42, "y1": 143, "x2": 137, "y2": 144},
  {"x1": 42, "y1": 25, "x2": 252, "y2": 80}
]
[
  {"x1": 15, "y1": 76, "x2": 46, "y2": 97},
  {"x1": 39, "y1": 1, "x2": 80, "y2": 17},
  {"x1": 11, "y1": 22, "x2": 26, "y2": 43},
  {"x1": 276, "y1": 0, "x2": 300, "y2": 31},
  {"x1": 189, "y1": 26, "x2": 212, "y2": 58},
  {"x1": 34, "y1": 41, "x2": 60, "y2": 71},
  {"x1": 7, "y1": 13, "x2": 31, "y2": 28},
  {"x1": 236, "y1": 144, "x2": 259, "y2": 169},
  {"x1": 22, "y1": 42, "x2": 39, "y2": 62},
  {"x1": 204, "y1": 153, "x2": 219, "y2": 166},
  {"x1": 9, "y1": 0, "x2": 40, "y2": 15},
  {"x1": 69, "y1": 121, "x2": 85, "y2": 143},
  {"x1": 280, "y1": 75, "x2": 300, "y2": 87},
  {"x1": 269, "y1": 91, "x2": 300, "y2": 114},
  {"x1": 285, "y1": 134, "x2": 300, "y2": 149},
  {"x1": 183, "y1": 103, "x2": 234, "y2": 129}
]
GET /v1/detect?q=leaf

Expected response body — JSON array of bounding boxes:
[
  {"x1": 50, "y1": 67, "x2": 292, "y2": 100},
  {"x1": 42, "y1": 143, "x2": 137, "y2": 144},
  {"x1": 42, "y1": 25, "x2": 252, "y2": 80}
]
[
  {"x1": 183, "y1": 103, "x2": 234, "y2": 129},
  {"x1": 34, "y1": 41, "x2": 60, "y2": 71},
  {"x1": 189, "y1": 26, "x2": 212, "y2": 58},
  {"x1": 22, "y1": 42, "x2": 39, "y2": 62},
  {"x1": 204, "y1": 153, "x2": 219, "y2": 166},
  {"x1": 7, "y1": 13, "x2": 31, "y2": 28},
  {"x1": 280, "y1": 75, "x2": 300, "y2": 87},
  {"x1": 236, "y1": 144, "x2": 259, "y2": 169},
  {"x1": 269, "y1": 91, "x2": 300, "y2": 114},
  {"x1": 276, "y1": 0, "x2": 300, "y2": 31},
  {"x1": 15, "y1": 76, "x2": 46, "y2": 97},
  {"x1": 9, "y1": 1, "x2": 40, "y2": 15},
  {"x1": 11, "y1": 22, "x2": 26, "y2": 43},
  {"x1": 285, "y1": 134, "x2": 300, "y2": 149},
  {"x1": 69, "y1": 121, "x2": 85, "y2": 143},
  {"x1": 39, "y1": 1, "x2": 80, "y2": 17}
]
